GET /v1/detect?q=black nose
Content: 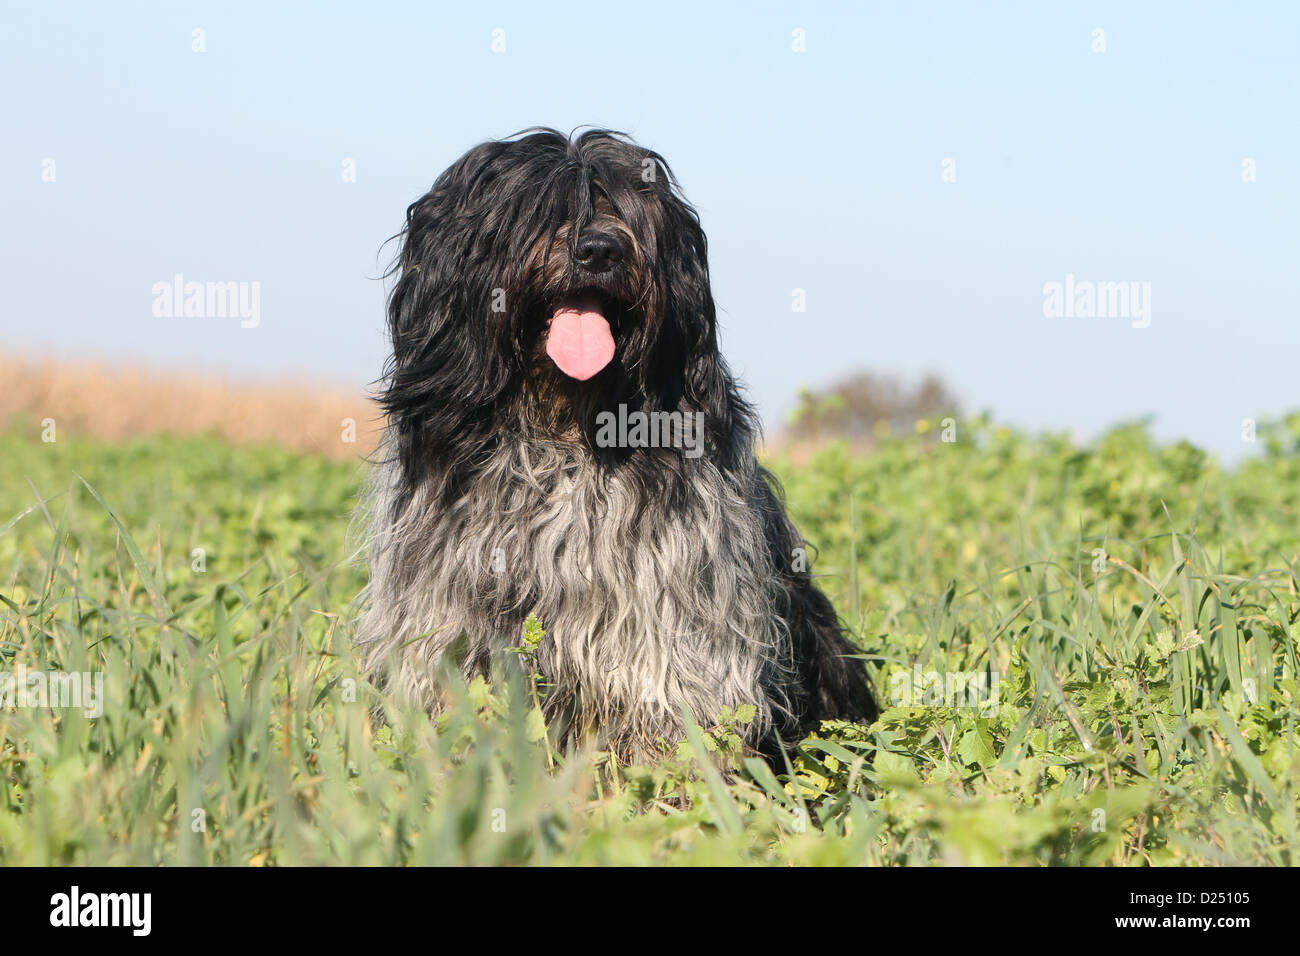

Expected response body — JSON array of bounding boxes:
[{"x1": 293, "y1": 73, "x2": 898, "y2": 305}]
[{"x1": 575, "y1": 232, "x2": 624, "y2": 272}]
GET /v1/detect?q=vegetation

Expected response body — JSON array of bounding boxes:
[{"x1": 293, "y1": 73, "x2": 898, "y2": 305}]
[
  {"x1": 1, "y1": 414, "x2": 1297, "y2": 865},
  {"x1": 784, "y1": 371, "x2": 960, "y2": 448}
]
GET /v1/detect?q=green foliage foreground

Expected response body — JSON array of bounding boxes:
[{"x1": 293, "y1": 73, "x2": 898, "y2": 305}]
[{"x1": 1, "y1": 416, "x2": 1298, "y2": 865}]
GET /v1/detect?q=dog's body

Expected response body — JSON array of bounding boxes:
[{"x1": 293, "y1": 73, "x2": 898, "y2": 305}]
[{"x1": 356, "y1": 129, "x2": 876, "y2": 761}]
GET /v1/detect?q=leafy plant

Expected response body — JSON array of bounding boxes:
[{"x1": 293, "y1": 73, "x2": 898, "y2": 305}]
[{"x1": 0, "y1": 420, "x2": 1296, "y2": 865}]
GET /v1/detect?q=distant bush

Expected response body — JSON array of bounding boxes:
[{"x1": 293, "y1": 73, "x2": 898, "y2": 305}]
[{"x1": 784, "y1": 371, "x2": 961, "y2": 447}]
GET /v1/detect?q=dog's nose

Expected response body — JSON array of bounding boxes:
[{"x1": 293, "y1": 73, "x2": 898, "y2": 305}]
[{"x1": 575, "y1": 232, "x2": 624, "y2": 272}]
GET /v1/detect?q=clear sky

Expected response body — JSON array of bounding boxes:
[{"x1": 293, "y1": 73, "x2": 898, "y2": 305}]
[{"x1": 3, "y1": 1, "x2": 1296, "y2": 459}]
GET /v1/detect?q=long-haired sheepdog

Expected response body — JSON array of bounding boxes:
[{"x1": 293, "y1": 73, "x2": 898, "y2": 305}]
[{"x1": 356, "y1": 128, "x2": 876, "y2": 763}]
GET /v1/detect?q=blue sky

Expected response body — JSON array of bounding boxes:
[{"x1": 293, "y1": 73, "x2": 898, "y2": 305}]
[{"x1": 2, "y1": 1, "x2": 1296, "y2": 459}]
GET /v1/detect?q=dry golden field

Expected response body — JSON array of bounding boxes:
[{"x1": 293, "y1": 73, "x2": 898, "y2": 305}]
[{"x1": 0, "y1": 356, "x2": 382, "y2": 460}]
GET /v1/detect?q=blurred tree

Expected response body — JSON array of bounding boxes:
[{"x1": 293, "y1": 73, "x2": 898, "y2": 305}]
[{"x1": 783, "y1": 371, "x2": 961, "y2": 447}]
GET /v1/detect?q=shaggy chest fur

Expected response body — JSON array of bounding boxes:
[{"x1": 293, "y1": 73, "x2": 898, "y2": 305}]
[{"x1": 357, "y1": 432, "x2": 793, "y2": 758}]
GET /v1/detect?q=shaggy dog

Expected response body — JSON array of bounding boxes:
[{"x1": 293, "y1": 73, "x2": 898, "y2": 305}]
[{"x1": 356, "y1": 128, "x2": 877, "y2": 763}]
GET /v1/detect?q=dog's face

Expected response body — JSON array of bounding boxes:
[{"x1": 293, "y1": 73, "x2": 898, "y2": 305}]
[
  {"x1": 523, "y1": 191, "x2": 648, "y2": 383},
  {"x1": 382, "y1": 128, "x2": 736, "y2": 484}
]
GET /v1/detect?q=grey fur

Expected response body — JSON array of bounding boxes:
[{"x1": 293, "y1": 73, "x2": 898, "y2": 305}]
[{"x1": 354, "y1": 419, "x2": 794, "y2": 761}]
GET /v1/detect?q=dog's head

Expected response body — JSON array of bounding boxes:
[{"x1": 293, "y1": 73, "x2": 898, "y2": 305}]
[{"x1": 380, "y1": 128, "x2": 741, "y2": 486}]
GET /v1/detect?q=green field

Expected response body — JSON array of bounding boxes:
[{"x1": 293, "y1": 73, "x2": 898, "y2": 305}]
[{"x1": 1, "y1": 417, "x2": 1297, "y2": 865}]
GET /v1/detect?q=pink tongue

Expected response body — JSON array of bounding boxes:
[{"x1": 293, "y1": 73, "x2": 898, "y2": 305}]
[{"x1": 545, "y1": 296, "x2": 615, "y2": 380}]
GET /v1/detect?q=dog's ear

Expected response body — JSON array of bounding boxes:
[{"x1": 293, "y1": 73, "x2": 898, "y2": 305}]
[
  {"x1": 654, "y1": 188, "x2": 720, "y2": 399},
  {"x1": 634, "y1": 172, "x2": 753, "y2": 459},
  {"x1": 380, "y1": 141, "x2": 524, "y2": 487}
]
